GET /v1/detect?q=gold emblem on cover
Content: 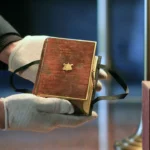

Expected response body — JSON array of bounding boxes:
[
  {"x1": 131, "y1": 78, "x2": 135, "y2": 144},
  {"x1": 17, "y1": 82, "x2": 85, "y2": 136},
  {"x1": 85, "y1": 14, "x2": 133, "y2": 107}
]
[{"x1": 63, "y1": 63, "x2": 73, "y2": 71}]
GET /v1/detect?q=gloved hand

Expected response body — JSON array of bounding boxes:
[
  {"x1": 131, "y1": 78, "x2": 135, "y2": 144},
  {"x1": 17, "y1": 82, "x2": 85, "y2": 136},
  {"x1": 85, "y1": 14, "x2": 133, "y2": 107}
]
[
  {"x1": 8, "y1": 36, "x2": 107, "y2": 91},
  {"x1": 1, "y1": 93, "x2": 97, "y2": 132},
  {"x1": 5, "y1": 35, "x2": 107, "y2": 132}
]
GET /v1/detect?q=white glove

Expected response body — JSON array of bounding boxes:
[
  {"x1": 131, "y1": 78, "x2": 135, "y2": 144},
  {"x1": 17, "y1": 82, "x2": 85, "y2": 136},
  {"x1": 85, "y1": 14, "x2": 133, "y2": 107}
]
[
  {"x1": 8, "y1": 35, "x2": 48, "y2": 83},
  {"x1": 2, "y1": 93, "x2": 97, "y2": 132},
  {"x1": 8, "y1": 35, "x2": 107, "y2": 90}
]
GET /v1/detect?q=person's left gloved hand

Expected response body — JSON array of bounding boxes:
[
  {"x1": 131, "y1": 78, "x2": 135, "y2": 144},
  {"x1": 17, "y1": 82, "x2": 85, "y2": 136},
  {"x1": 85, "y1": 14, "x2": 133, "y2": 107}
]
[{"x1": 8, "y1": 36, "x2": 107, "y2": 91}]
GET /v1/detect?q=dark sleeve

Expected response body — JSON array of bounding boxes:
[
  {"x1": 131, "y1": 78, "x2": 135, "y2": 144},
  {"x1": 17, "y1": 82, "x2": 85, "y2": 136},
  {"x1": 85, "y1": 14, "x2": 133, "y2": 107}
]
[{"x1": 0, "y1": 15, "x2": 22, "y2": 70}]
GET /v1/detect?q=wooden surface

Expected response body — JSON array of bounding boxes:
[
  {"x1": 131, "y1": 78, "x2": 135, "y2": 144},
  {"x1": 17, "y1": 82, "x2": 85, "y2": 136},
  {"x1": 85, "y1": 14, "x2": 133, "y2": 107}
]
[{"x1": 142, "y1": 81, "x2": 150, "y2": 150}]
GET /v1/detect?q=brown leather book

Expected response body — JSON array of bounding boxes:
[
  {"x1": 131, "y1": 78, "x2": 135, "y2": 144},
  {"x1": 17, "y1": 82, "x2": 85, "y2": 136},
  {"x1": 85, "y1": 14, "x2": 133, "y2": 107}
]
[
  {"x1": 142, "y1": 81, "x2": 150, "y2": 150},
  {"x1": 33, "y1": 37, "x2": 97, "y2": 115}
]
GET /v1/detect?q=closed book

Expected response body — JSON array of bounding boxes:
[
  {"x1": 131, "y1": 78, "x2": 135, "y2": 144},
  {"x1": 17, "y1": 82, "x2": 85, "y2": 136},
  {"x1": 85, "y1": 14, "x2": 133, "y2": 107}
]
[{"x1": 33, "y1": 37, "x2": 97, "y2": 115}]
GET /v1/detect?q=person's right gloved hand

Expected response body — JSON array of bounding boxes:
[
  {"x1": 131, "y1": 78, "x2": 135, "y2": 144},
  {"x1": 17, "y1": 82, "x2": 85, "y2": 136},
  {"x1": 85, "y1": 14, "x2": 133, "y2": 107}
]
[{"x1": 1, "y1": 93, "x2": 97, "y2": 132}]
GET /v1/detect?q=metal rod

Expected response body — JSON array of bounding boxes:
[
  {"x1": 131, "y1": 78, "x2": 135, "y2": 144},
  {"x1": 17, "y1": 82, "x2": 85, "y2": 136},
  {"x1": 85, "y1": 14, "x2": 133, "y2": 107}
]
[{"x1": 97, "y1": 0, "x2": 110, "y2": 150}]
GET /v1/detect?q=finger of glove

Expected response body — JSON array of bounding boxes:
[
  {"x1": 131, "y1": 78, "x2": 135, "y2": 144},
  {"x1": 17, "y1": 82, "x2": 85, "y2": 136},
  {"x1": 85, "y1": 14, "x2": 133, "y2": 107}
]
[
  {"x1": 95, "y1": 80, "x2": 102, "y2": 91},
  {"x1": 36, "y1": 97, "x2": 74, "y2": 114},
  {"x1": 98, "y1": 69, "x2": 107, "y2": 79},
  {"x1": 55, "y1": 111, "x2": 98, "y2": 127},
  {"x1": 33, "y1": 111, "x2": 97, "y2": 131}
]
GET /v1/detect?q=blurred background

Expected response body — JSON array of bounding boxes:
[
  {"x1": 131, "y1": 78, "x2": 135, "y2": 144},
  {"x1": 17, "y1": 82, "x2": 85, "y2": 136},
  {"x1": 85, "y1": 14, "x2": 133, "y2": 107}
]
[{"x1": 0, "y1": 0, "x2": 144, "y2": 149}]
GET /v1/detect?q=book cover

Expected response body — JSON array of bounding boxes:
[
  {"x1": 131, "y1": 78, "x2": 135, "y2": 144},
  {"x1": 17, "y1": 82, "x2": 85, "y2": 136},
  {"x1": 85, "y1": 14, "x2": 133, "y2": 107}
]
[{"x1": 33, "y1": 37, "x2": 97, "y2": 114}]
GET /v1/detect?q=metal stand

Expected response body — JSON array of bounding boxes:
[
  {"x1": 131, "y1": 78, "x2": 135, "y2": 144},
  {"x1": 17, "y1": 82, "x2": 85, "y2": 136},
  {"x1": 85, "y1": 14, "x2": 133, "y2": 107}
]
[
  {"x1": 97, "y1": 0, "x2": 110, "y2": 150},
  {"x1": 114, "y1": 117, "x2": 142, "y2": 150}
]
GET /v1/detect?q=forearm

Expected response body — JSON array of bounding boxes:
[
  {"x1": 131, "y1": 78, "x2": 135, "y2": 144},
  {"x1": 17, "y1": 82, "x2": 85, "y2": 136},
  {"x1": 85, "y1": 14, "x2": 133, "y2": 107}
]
[
  {"x1": 0, "y1": 15, "x2": 22, "y2": 66},
  {"x1": 0, "y1": 40, "x2": 20, "y2": 64},
  {"x1": 0, "y1": 99, "x2": 5, "y2": 129},
  {"x1": 0, "y1": 16, "x2": 21, "y2": 53}
]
